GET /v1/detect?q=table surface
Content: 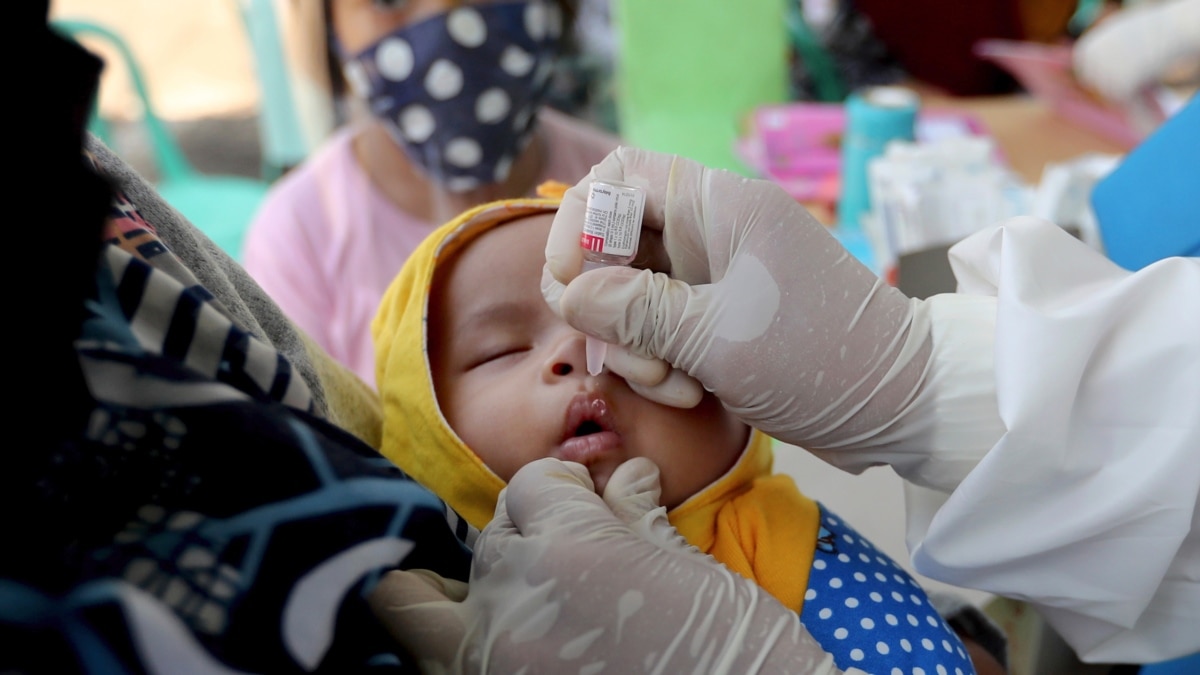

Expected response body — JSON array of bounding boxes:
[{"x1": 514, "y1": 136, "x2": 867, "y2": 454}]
[
  {"x1": 795, "y1": 85, "x2": 1131, "y2": 226},
  {"x1": 910, "y1": 85, "x2": 1130, "y2": 184}
]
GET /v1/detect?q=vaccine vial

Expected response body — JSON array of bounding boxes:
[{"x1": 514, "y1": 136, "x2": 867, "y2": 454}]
[
  {"x1": 579, "y1": 179, "x2": 646, "y2": 375},
  {"x1": 580, "y1": 179, "x2": 646, "y2": 266}
]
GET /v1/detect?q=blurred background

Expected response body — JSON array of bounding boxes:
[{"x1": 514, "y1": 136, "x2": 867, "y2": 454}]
[
  {"x1": 52, "y1": 0, "x2": 1194, "y2": 259},
  {"x1": 48, "y1": 2, "x2": 1197, "y2": 673},
  {"x1": 52, "y1": 0, "x2": 264, "y2": 180}
]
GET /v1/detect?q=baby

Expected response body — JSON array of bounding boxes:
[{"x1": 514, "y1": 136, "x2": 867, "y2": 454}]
[{"x1": 373, "y1": 187, "x2": 988, "y2": 675}]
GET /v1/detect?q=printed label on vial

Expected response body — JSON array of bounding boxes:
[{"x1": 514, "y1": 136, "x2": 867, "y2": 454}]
[{"x1": 581, "y1": 182, "x2": 645, "y2": 258}]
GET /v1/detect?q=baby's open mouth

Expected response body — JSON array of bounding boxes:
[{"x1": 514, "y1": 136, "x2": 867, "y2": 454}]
[
  {"x1": 573, "y1": 420, "x2": 604, "y2": 436},
  {"x1": 557, "y1": 393, "x2": 621, "y2": 469},
  {"x1": 561, "y1": 392, "x2": 616, "y2": 442}
]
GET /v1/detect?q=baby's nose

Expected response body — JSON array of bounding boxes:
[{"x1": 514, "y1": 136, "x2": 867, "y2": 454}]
[{"x1": 544, "y1": 332, "x2": 588, "y2": 380}]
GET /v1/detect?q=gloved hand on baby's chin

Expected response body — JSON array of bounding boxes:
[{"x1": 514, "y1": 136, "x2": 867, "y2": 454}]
[{"x1": 368, "y1": 457, "x2": 859, "y2": 674}]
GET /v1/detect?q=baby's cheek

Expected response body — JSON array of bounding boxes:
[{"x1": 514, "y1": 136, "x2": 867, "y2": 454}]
[
  {"x1": 470, "y1": 429, "x2": 529, "y2": 484},
  {"x1": 488, "y1": 424, "x2": 553, "y2": 484},
  {"x1": 656, "y1": 459, "x2": 722, "y2": 512}
]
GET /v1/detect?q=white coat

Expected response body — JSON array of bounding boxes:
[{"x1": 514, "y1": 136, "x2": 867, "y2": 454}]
[{"x1": 879, "y1": 216, "x2": 1199, "y2": 664}]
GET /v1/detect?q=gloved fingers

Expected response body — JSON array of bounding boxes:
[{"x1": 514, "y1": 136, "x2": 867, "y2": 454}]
[
  {"x1": 539, "y1": 264, "x2": 567, "y2": 317},
  {"x1": 544, "y1": 264, "x2": 704, "y2": 408},
  {"x1": 502, "y1": 458, "x2": 607, "y2": 537},
  {"x1": 626, "y1": 367, "x2": 704, "y2": 409},
  {"x1": 405, "y1": 568, "x2": 469, "y2": 602},
  {"x1": 500, "y1": 459, "x2": 708, "y2": 581},
  {"x1": 600, "y1": 457, "x2": 699, "y2": 552},
  {"x1": 548, "y1": 142, "x2": 934, "y2": 457},
  {"x1": 368, "y1": 569, "x2": 468, "y2": 670},
  {"x1": 471, "y1": 482, "x2": 525, "y2": 573},
  {"x1": 1073, "y1": 0, "x2": 1200, "y2": 101},
  {"x1": 600, "y1": 457, "x2": 663, "y2": 524},
  {"x1": 1072, "y1": 6, "x2": 1150, "y2": 100},
  {"x1": 369, "y1": 569, "x2": 446, "y2": 608},
  {"x1": 558, "y1": 264, "x2": 708, "y2": 372},
  {"x1": 462, "y1": 465, "x2": 857, "y2": 673},
  {"x1": 601, "y1": 344, "x2": 669, "y2": 387},
  {"x1": 545, "y1": 146, "x2": 680, "y2": 285}
]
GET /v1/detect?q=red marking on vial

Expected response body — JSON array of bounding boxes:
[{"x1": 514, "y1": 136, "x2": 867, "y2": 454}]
[{"x1": 580, "y1": 233, "x2": 605, "y2": 252}]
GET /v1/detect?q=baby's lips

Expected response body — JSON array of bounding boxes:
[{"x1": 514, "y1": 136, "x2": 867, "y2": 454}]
[
  {"x1": 555, "y1": 430, "x2": 621, "y2": 467},
  {"x1": 556, "y1": 391, "x2": 623, "y2": 466},
  {"x1": 559, "y1": 392, "x2": 616, "y2": 442}
]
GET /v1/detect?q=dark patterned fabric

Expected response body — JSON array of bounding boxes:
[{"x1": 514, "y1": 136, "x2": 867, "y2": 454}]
[
  {"x1": 2, "y1": 245, "x2": 471, "y2": 673},
  {"x1": 6, "y1": 19, "x2": 474, "y2": 671},
  {"x1": 338, "y1": 0, "x2": 564, "y2": 192}
]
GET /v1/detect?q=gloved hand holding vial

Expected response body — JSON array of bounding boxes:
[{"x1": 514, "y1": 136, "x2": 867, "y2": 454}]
[
  {"x1": 543, "y1": 145, "x2": 1200, "y2": 664},
  {"x1": 578, "y1": 179, "x2": 646, "y2": 375}
]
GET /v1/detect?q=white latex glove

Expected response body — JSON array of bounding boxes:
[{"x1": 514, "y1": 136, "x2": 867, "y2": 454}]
[
  {"x1": 542, "y1": 147, "x2": 932, "y2": 451},
  {"x1": 1073, "y1": 0, "x2": 1200, "y2": 102},
  {"x1": 369, "y1": 457, "x2": 858, "y2": 674}
]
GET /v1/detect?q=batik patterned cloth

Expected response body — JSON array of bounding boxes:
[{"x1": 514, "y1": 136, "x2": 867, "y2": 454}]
[{"x1": 3, "y1": 233, "x2": 471, "y2": 673}]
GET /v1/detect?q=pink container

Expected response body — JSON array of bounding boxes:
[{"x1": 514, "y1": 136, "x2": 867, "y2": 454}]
[
  {"x1": 737, "y1": 102, "x2": 991, "y2": 204},
  {"x1": 974, "y1": 39, "x2": 1164, "y2": 149}
]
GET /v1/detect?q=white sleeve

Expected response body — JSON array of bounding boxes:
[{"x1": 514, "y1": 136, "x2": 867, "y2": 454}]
[{"x1": 903, "y1": 216, "x2": 1200, "y2": 664}]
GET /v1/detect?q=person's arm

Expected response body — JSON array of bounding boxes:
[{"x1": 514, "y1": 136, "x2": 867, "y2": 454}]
[
  {"x1": 907, "y1": 218, "x2": 1200, "y2": 663},
  {"x1": 542, "y1": 147, "x2": 936, "y2": 462},
  {"x1": 542, "y1": 147, "x2": 1200, "y2": 662}
]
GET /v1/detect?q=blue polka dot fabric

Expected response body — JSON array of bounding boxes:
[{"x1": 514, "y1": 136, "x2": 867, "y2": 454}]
[
  {"x1": 799, "y1": 504, "x2": 976, "y2": 675},
  {"x1": 337, "y1": 1, "x2": 562, "y2": 192}
]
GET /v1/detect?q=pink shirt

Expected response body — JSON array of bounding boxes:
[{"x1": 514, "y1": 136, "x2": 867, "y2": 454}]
[{"x1": 243, "y1": 109, "x2": 620, "y2": 388}]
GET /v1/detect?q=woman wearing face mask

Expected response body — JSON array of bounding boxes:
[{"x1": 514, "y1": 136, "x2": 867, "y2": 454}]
[{"x1": 242, "y1": 0, "x2": 620, "y2": 387}]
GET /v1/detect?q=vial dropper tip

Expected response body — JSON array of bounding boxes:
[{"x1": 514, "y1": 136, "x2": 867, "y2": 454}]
[{"x1": 586, "y1": 336, "x2": 606, "y2": 376}]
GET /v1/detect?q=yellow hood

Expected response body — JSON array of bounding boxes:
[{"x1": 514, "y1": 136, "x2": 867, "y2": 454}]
[
  {"x1": 373, "y1": 188, "x2": 565, "y2": 529},
  {"x1": 670, "y1": 431, "x2": 773, "y2": 546},
  {"x1": 372, "y1": 184, "x2": 776, "y2": 531}
]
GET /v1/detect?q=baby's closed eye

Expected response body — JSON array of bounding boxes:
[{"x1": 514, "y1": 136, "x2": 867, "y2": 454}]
[{"x1": 468, "y1": 344, "x2": 531, "y2": 370}]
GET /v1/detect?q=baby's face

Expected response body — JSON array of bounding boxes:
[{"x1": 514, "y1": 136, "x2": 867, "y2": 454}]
[{"x1": 430, "y1": 213, "x2": 749, "y2": 508}]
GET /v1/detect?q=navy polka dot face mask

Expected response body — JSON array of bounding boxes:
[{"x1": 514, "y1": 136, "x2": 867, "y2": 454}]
[{"x1": 339, "y1": 1, "x2": 563, "y2": 192}]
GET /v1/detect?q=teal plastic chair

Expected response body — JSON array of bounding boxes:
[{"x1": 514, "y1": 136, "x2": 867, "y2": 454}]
[
  {"x1": 53, "y1": 18, "x2": 271, "y2": 262},
  {"x1": 785, "y1": 1, "x2": 847, "y2": 103},
  {"x1": 230, "y1": 0, "x2": 315, "y2": 181}
]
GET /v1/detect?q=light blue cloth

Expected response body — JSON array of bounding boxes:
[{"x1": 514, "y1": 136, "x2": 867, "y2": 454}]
[
  {"x1": 1092, "y1": 95, "x2": 1200, "y2": 271},
  {"x1": 1140, "y1": 652, "x2": 1200, "y2": 675}
]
